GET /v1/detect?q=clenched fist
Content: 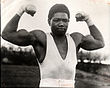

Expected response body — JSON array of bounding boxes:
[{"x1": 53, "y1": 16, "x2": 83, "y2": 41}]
[
  {"x1": 75, "y1": 12, "x2": 93, "y2": 26},
  {"x1": 75, "y1": 12, "x2": 89, "y2": 22},
  {"x1": 17, "y1": 4, "x2": 36, "y2": 16}
]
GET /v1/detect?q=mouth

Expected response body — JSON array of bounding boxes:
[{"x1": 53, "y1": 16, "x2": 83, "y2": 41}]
[{"x1": 57, "y1": 27, "x2": 66, "y2": 31}]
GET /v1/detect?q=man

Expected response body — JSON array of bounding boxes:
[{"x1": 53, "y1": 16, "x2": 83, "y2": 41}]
[{"x1": 2, "y1": 4, "x2": 104, "y2": 88}]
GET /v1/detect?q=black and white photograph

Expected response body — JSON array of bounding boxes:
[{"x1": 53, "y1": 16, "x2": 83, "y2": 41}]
[{"x1": 1, "y1": 0, "x2": 110, "y2": 88}]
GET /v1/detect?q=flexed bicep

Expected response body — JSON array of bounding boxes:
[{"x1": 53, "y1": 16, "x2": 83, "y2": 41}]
[
  {"x1": 2, "y1": 29, "x2": 32, "y2": 46},
  {"x1": 2, "y1": 4, "x2": 36, "y2": 46},
  {"x1": 80, "y1": 35, "x2": 104, "y2": 50}
]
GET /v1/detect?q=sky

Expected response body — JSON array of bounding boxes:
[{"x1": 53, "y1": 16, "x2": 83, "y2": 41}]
[{"x1": 1, "y1": 0, "x2": 110, "y2": 64}]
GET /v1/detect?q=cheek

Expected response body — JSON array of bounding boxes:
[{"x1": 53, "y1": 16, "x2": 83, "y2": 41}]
[
  {"x1": 66, "y1": 22, "x2": 69, "y2": 25},
  {"x1": 51, "y1": 22, "x2": 57, "y2": 28},
  {"x1": 49, "y1": 19, "x2": 55, "y2": 26},
  {"x1": 66, "y1": 23, "x2": 69, "y2": 27}
]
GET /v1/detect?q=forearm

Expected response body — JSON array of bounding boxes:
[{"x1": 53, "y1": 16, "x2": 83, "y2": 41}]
[
  {"x1": 2, "y1": 14, "x2": 21, "y2": 34},
  {"x1": 89, "y1": 25, "x2": 103, "y2": 40},
  {"x1": 86, "y1": 19, "x2": 104, "y2": 42},
  {"x1": 85, "y1": 20, "x2": 105, "y2": 48}
]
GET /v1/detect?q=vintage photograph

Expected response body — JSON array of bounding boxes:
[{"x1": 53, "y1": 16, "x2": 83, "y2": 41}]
[{"x1": 1, "y1": 0, "x2": 110, "y2": 88}]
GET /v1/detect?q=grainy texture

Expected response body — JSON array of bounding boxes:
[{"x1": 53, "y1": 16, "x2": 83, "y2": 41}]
[
  {"x1": 1, "y1": 65, "x2": 110, "y2": 88},
  {"x1": 1, "y1": 65, "x2": 40, "y2": 87}
]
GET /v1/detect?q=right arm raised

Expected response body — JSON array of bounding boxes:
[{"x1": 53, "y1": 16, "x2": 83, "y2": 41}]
[{"x1": 2, "y1": 4, "x2": 36, "y2": 46}]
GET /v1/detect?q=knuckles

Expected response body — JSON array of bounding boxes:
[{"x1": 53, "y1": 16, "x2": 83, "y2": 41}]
[
  {"x1": 75, "y1": 12, "x2": 89, "y2": 21},
  {"x1": 23, "y1": 4, "x2": 36, "y2": 16}
]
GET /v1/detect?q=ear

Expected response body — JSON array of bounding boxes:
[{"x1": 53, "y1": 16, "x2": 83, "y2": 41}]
[{"x1": 48, "y1": 19, "x2": 51, "y2": 25}]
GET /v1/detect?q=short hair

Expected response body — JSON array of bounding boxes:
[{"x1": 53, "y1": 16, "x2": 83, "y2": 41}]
[{"x1": 48, "y1": 4, "x2": 70, "y2": 20}]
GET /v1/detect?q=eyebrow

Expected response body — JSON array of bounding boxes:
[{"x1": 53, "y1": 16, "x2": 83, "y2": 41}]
[{"x1": 53, "y1": 18, "x2": 69, "y2": 21}]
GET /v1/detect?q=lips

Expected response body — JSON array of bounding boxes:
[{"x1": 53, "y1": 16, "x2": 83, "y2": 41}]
[{"x1": 57, "y1": 27, "x2": 66, "y2": 31}]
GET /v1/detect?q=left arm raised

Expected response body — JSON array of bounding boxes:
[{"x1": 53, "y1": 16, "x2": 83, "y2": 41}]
[{"x1": 76, "y1": 12, "x2": 105, "y2": 50}]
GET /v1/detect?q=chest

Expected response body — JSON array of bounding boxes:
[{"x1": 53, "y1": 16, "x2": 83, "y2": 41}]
[
  {"x1": 53, "y1": 37, "x2": 68, "y2": 60},
  {"x1": 33, "y1": 34, "x2": 79, "y2": 63}
]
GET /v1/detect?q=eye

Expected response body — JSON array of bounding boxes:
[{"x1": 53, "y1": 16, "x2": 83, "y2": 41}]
[
  {"x1": 53, "y1": 19, "x2": 60, "y2": 22},
  {"x1": 62, "y1": 19, "x2": 69, "y2": 22},
  {"x1": 53, "y1": 19, "x2": 69, "y2": 23}
]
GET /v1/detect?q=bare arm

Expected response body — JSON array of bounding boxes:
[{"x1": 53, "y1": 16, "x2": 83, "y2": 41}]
[
  {"x1": 75, "y1": 12, "x2": 105, "y2": 50},
  {"x1": 2, "y1": 4, "x2": 36, "y2": 46}
]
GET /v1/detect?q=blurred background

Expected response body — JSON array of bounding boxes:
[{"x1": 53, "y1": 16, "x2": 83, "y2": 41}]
[{"x1": 1, "y1": 0, "x2": 110, "y2": 88}]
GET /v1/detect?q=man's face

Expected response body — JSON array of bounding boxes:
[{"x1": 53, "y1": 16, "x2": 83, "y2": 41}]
[{"x1": 49, "y1": 12, "x2": 69, "y2": 36}]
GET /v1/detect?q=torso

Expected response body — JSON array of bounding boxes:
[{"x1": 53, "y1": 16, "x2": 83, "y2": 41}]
[{"x1": 40, "y1": 33, "x2": 77, "y2": 80}]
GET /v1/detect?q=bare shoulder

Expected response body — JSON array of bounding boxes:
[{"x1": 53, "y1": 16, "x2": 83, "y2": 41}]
[
  {"x1": 30, "y1": 30, "x2": 46, "y2": 37},
  {"x1": 70, "y1": 32, "x2": 84, "y2": 47},
  {"x1": 29, "y1": 30, "x2": 46, "y2": 45}
]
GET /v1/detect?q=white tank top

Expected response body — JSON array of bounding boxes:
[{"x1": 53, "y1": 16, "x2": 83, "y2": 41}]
[{"x1": 39, "y1": 33, "x2": 77, "y2": 86}]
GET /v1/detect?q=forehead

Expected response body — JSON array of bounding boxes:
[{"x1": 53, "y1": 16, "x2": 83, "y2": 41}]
[{"x1": 52, "y1": 12, "x2": 69, "y2": 19}]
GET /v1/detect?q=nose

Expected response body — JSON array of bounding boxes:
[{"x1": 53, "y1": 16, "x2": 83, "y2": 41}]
[{"x1": 58, "y1": 21, "x2": 64, "y2": 27}]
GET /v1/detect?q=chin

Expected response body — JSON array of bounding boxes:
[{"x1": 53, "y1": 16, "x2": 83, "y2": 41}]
[{"x1": 57, "y1": 32, "x2": 66, "y2": 36}]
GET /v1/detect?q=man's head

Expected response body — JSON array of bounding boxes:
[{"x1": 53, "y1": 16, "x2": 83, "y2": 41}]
[
  {"x1": 48, "y1": 4, "x2": 70, "y2": 21},
  {"x1": 48, "y1": 4, "x2": 70, "y2": 36}
]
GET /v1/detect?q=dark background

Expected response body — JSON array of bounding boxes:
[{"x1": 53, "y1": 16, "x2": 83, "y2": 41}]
[{"x1": 1, "y1": 46, "x2": 110, "y2": 88}]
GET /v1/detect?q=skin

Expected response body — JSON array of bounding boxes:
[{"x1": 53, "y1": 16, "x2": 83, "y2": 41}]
[{"x1": 2, "y1": 8, "x2": 105, "y2": 64}]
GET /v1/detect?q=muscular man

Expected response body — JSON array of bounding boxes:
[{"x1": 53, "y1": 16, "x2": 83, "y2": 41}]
[{"x1": 2, "y1": 4, "x2": 104, "y2": 88}]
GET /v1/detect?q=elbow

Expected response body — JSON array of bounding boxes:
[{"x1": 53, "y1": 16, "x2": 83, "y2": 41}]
[
  {"x1": 2, "y1": 31, "x2": 9, "y2": 41},
  {"x1": 100, "y1": 41, "x2": 105, "y2": 48},
  {"x1": 98, "y1": 40, "x2": 105, "y2": 49}
]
